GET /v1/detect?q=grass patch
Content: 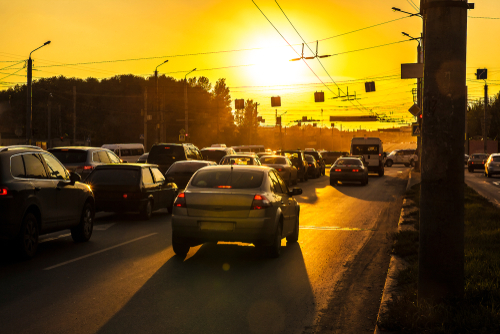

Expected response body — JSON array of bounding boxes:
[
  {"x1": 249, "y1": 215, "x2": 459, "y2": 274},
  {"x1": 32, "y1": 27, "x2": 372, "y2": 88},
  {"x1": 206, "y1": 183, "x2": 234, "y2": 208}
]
[{"x1": 379, "y1": 184, "x2": 500, "y2": 333}]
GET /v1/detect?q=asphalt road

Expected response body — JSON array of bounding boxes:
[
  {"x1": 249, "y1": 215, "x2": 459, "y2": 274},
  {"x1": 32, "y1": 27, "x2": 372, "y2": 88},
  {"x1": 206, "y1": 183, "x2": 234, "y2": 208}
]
[
  {"x1": 0, "y1": 167, "x2": 409, "y2": 334},
  {"x1": 464, "y1": 167, "x2": 500, "y2": 207}
]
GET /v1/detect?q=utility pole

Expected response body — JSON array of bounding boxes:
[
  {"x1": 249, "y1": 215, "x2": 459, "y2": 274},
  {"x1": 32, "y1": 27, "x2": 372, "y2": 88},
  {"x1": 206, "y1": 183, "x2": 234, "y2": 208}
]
[
  {"x1": 419, "y1": 0, "x2": 468, "y2": 303},
  {"x1": 47, "y1": 96, "x2": 51, "y2": 149},
  {"x1": 216, "y1": 99, "x2": 220, "y2": 143},
  {"x1": 416, "y1": 36, "x2": 423, "y2": 172},
  {"x1": 26, "y1": 58, "x2": 32, "y2": 144},
  {"x1": 73, "y1": 86, "x2": 76, "y2": 145},
  {"x1": 144, "y1": 88, "x2": 148, "y2": 151},
  {"x1": 484, "y1": 83, "x2": 488, "y2": 153},
  {"x1": 58, "y1": 104, "x2": 62, "y2": 141},
  {"x1": 320, "y1": 109, "x2": 323, "y2": 149}
]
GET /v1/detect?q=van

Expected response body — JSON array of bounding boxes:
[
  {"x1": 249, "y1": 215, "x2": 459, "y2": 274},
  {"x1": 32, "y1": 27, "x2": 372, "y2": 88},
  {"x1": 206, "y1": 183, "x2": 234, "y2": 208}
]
[
  {"x1": 350, "y1": 137, "x2": 385, "y2": 176},
  {"x1": 101, "y1": 143, "x2": 145, "y2": 163},
  {"x1": 147, "y1": 143, "x2": 203, "y2": 173},
  {"x1": 232, "y1": 145, "x2": 265, "y2": 153}
]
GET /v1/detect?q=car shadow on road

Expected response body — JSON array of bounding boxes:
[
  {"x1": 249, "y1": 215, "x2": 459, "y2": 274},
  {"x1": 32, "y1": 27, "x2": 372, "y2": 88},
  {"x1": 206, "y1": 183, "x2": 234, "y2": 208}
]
[{"x1": 95, "y1": 242, "x2": 316, "y2": 334}]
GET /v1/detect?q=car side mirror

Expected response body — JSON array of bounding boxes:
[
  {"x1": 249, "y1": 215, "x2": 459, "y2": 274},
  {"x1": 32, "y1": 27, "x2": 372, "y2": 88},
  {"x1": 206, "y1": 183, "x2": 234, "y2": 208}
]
[
  {"x1": 289, "y1": 187, "x2": 302, "y2": 196},
  {"x1": 70, "y1": 172, "x2": 81, "y2": 184}
]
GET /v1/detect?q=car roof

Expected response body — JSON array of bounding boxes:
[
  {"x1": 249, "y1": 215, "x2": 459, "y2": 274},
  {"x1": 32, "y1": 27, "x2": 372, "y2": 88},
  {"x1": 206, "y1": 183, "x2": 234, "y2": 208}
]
[
  {"x1": 195, "y1": 165, "x2": 272, "y2": 172},
  {"x1": 171, "y1": 160, "x2": 214, "y2": 164},
  {"x1": 94, "y1": 163, "x2": 158, "y2": 170},
  {"x1": 50, "y1": 146, "x2": 109, "y2": 151},
  {"x1": 0, "y1": 146, "x2": 45, "y2": 155},
  {"x1": 200, "y1": 147, "x2": 229, "y2": 151}
]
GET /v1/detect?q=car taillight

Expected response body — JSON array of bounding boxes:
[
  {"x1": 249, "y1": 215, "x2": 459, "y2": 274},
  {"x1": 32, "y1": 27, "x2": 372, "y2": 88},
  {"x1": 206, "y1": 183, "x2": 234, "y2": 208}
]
[
  {"x1": 277, "y1": 168, "x2": 283, "y2": 172},
  {"x1": 83, "y1": 165, "x2": 93, "y2": 170},
  {"x1": 471, "y1": 162, "x2": 474, "y2": 164},
  {"x1": 123, "y1": 194, "x2": 128, "y2": 199},
  {"x1": 0, "y1": 188, "x2": 8, "y2": 196},
  {"x1": 217, "y1": 185, "x2": 232, "y2": 189},
  {"x1": 251, "y1": 194, "x2": 271, "y2": 210},
  {"x1": 352, "y1": 169, "x2": 359, "y2": 172},
  {"x1": 335, "y1": 169, "x2": 341, "y2": 172},
  {"x1": 174, "y1": 192, "x2": 186, "y2": 207}
]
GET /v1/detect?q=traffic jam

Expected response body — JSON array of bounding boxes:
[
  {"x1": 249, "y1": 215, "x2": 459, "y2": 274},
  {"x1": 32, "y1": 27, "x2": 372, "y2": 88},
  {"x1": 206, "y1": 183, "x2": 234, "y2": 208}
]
[{"x1": 1, "y1": 138, "x2": 393, "y2": 259}]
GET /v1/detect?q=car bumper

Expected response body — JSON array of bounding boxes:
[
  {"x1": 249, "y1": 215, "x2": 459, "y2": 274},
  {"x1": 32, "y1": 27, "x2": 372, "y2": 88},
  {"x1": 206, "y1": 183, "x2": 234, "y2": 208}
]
[
  {"x1": 469, "y1": 163, "x2": 484, "y2": 169},
  {"x1": 95, "y1": 198, "x2": 148, "y2": 213},
  {"x1": 330, "y1": 173, "x2": 365, "y2": 182},
  {"x1": 172, "y1": 212, "x2": 276, "y2": 244},
  {"x1": 487, "y1": 167, "x2": 500, "y2": 175}
]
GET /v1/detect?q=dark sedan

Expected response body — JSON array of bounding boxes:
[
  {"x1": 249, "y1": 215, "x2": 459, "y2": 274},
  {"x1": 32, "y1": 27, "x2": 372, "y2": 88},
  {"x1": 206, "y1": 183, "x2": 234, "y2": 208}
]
[
  {"x1": 467, "y1": 153, "x2": 489, "y2": 172},
  {"x1": 305, "y1": 154, "x2": 321, "y2": 179},
  {"x1": 86, "y1": 164, "x2": 178, "y2": 219},
  {"x1": 330, "y1": 157, "x2": 368, "y2": 186},
  {"x1": 165, "y1": 160, "x2": 217, "y2": 190}
]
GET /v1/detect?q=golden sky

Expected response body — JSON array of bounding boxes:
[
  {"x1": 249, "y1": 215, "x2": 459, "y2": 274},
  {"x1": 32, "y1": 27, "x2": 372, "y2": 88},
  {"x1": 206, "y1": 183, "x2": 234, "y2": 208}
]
[{"x1": 1, "y1": 0, "x2": 500, "y2": 130}]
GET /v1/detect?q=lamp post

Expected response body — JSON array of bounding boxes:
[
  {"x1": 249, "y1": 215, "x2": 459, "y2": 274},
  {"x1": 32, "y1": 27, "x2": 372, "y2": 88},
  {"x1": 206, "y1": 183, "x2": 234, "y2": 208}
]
[
  {"x1": 278, "y1": 111, "x2": 287, "y2": 150},
  {"x1": 27, "y1": 41, "x2": 51, "y2": 144},
  {"x1": 184, "y1": 68, "x2": 196, "y2": 138},
  {"x1": 154, "y1": 60, "x2": 168, "y2": 142}
]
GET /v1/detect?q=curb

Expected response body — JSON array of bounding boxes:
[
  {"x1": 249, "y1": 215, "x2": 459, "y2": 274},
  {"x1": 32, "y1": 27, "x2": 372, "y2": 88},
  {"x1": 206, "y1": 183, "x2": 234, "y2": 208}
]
[{"x1": 374, "y1": 168, "x2": 418, "y2": 334}]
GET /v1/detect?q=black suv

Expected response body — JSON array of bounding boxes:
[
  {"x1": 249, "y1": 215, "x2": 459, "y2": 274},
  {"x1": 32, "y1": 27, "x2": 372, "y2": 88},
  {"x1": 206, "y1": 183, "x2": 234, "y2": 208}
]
[
  {"x1": 0, "y1": 146, "x2": 95, "y2": 258},
  {"x1": 147, "y1": 143, "x2": 203, "y2": 174},
  {"x1": 277, "y1": 150, "x2": 309, "y2": 182}
]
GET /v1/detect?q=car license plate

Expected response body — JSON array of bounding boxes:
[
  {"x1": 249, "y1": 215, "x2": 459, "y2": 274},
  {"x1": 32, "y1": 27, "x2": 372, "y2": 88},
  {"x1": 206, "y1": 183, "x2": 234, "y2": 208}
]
[{"x1": 200, "y1": 222, "x2": 235, "y2": 231}]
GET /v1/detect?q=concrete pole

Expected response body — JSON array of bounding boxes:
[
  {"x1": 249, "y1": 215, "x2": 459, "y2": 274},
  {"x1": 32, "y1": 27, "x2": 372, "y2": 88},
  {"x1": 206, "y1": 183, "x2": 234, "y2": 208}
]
[
  {"x1": 73, "y1": 86, "x2": 76, "y2": 145},
  {"x1": 419, "y1": 0, "x2": 467, "y2": 302},
  {"x1": 184, "y1": 80, "x2": 188, "y2": 137},
  {"x1": 144, "y1": 89, "x2": 148, "y2": 151},
  {"x1": 47, "y1": 98, "x2": 51, "y2": 149},
  {"x1": 26, "y1": 58, "x2": 32, "y2": 144},
  {"x1": 484, "y1": 83, "x2": 488, "y2": 153}
]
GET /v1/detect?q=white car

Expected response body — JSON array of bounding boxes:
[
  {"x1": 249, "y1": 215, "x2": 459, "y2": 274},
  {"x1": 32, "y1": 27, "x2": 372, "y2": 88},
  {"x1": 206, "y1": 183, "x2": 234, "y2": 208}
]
[{"x1": 385, "y1": 149, "x2": 418, "y2": 167}]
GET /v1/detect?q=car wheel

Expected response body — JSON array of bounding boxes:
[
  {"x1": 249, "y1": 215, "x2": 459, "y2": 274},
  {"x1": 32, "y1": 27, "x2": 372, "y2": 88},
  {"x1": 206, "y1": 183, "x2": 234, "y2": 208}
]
[
  {"x1": 167, "y1": 205, "x2": 173, "y2": 214},
  {"x1": 468, "y1": 168, "x2": 472, "y2": 173},
  {"x1": 386, "y1": 160, "x2": 393, "y2": 167},
  {"x1": 172, "y1": 233, "x2": 190, "y2": 256},
  {"x1": 286, "y1": 214, "x2": 299, "y2": 244},
  {"x1": 304, "y1": 173, "x2": 308, "y2": 182},
  {"x1": 16, "y1": 212, "x2": 39, "y2": 259},
  {"x1": 410, "y1": 159, "x2": 415, "y2": 167},
  {"x1": 267, "y1": 221, "x2": 282, "y2": 258},
  {"x1": 140, "y1": 200, "x2": 153, "y2": 220},
  {"x1": 71, "y1": 202, "x2": 94, "y2": 242},
  {"x1": 378, "y1": 167, "x2": 384, "y2": 177}
]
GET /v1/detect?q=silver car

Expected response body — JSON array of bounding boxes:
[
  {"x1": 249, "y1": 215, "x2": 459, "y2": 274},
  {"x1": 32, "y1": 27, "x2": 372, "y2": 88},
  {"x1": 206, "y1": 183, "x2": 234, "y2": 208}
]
[
  {"x1": 259, "y1": 155, "x2": 298, "y2": 186},
  {"x1": 485, "y1": 153, "x2": 500, "y2": 178},
  {"x1": 171, "y1": 165, "x2": 302, "y2": 258}
]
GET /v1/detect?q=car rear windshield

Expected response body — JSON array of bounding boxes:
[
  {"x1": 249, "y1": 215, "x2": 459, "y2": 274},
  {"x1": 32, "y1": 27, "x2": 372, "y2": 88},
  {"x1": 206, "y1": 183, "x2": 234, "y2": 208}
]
[
  {"x1": 220, "y1": 156, "x2": 254, "y2": 165},
  {"x1": 167, "y1": 162, "x2": 209, "y2": 174},
  {"x1": 335, "y1": 159, "x2": 362, "y2": 166},
  {"x1": 305, "y1": 155, "x2": 315, "y2": 162},
  {"x1": 148, "y1": 145, "x2": 185, "y2": 163},
  {"x1": 493, "y1": 156, "x2": 500, "y2": 162},
  {"x1": 49, "y1": 150, "x2": 87, "y2": 163},
  {"x1": 472, "y1": 154, "x2": 487, "y2": 159},
  {"x1": 86, "y1": 169, "x2": 140, "y2": 186},
  {"x1": 307, "y1": 152, "x2": 320, "y2": 160},
  {"x1": 260, "y1": 157, "x2": 286, "y2": 164},
  {"x1": 201, "y1": 150, "x2": 227, "y2": 163},
  {"x1": 190, "y1": 169, "x2": 264, "y2": 189},
  {"x1": 352, "y1": 145, "x2": 379, "y2": 155}
]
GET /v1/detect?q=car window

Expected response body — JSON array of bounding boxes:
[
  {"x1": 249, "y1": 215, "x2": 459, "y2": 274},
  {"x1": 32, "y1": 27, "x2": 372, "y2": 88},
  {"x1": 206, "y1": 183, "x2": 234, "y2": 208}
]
[
  {"x1": 121, "y1": 149, "x2": 131, "y2": 156},
  {"x1": 142, "y1": 168, "x2": 154, "y2": 185},
  {"x1": 41, "y1": 153, "x2": 70, "y2": 180},
  {"x1": 492, "y1": 156, "x2": 500, "y2": 162},
  {"x1": 50, "y1": 150, "x2": 88, "y2": 163},
  {"x1": 201, "y1": 149, "x2": 227, "y2": 163},
  {"x1": 352, "y1": 145, "x2": 379, "y2": 155},
  {"x1": 151, "y1": 167, "x2": 165, "y2": 184},
  {"x1": 92, "y1": 152, "x2": 101, "y2": 162},
  {"x1": 190, "y1": 169, "x2": 264, "y2": 189},
  {"x1": 86, "y1": 169, "x2": 140, "y2": 186},
  {"x1": 269, "y1": 171, "x2": 284, "y2": 194},
  {"x1": 11, "y1": 155, "x2": 26, "y2": 178},
  {"x1": 23, "y1": 153, "x2": 47, "y2": 179},
  {"x1": 220, "y1": 157, "x2": 253, "y2": 165},
  {"x1": 260, "y1": 157, "x2": 287, "y2": 164},
  {"x1": 107, "y1": 151, "x2": 121, "y2": 163},
  {"x1": 148, "y1": 145, "x2": 185, "y2": 163},
  {"x1": 335, "y1": 159, "x2": 362, "y2": 166},
  {"x1": 98, "y1": 151, "x2": 111, "y2": 163},
  {"x1": 273, "y1": 171, "x2": 289, "y2": 193}
]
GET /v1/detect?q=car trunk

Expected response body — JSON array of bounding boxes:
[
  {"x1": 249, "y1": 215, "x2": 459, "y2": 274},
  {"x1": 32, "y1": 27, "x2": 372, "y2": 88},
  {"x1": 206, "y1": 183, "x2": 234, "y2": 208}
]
[
  {"x1": 185, "y1": 190, "x2": 256, "y2": 218},
  {"x1": 91, "y1": 184, "x2": 141, "y2": 201}
]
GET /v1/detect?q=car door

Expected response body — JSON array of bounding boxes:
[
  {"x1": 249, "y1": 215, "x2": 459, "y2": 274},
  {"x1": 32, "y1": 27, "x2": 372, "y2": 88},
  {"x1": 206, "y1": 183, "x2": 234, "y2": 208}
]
[
  {"x1": 273, "y1": 170, "x2": 296, "y2": 235},
  {"x1": 40, "y1": 152, "x2": 81, "y2": 226},
  {"x1": 142, "y1": 167, "x2": 159, "y2": 209},
  {"x1": 151, "y1": 166, "x2": 170, "y2": 208},
  {"x1": 269, "y1": 171, "x2": 290, "y2": 231},
  {"x1": 23, "y1": 153, "x2": 59, "y2": 230},
  {"x1": 286, "y1": 158, "x2": 297, "y2": 182}
]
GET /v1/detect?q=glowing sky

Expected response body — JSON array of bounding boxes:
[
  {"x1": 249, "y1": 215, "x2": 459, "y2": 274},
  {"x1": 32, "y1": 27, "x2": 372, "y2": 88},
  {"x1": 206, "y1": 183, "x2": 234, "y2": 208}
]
[{"x1": 1, "y1": 0, "x2": 499, "y2": 130}]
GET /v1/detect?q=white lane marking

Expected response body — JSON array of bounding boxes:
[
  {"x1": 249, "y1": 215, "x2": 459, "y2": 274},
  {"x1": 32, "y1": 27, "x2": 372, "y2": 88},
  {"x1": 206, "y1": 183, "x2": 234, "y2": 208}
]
[
  {"x1": 300, "y1": 226, "x2": 374, "y2": 231},
  {"x1": 40, "y1": 233, "x2": 71, "y2": 243},
  {"x1": 493, "y1": 182, "x2": 500, "y2": 186},
  {"x1": 93, "y1": 223, "x2": 115, "y2": 231},
  {"x1": 43, "y1": 233, "x2": 158, "y2": 270}
]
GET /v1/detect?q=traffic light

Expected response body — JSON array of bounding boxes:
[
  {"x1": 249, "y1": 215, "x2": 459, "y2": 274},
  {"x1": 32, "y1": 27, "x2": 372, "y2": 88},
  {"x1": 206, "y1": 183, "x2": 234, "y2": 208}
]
[
  {"x1": 235, "y1": 99, "x2": 244, "y2": 109},
  {"x1": 476, "y1": 69, "x2": 487, "y2": 80},
  {"x1": 271, "y1": 96, "x2": 281, "y2": 107},
  {"x1": 302, "y1": 116, "x2": 307, "y2": 122},
  {"x1": 365, "y1": 81, "x2": 376, "y2": 92},
  {"x1": 314, "y1": 91, "x2": 324, "y2": 102}
]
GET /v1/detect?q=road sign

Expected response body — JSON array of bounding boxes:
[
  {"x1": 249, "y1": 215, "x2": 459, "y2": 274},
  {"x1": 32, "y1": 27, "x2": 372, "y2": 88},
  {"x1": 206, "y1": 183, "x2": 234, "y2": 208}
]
[
  {"x1": 411, "y1": 122, "x2": 421, "y2": 136},
  {"x1": 408, "y1": 103, "x2": 421, "y2": 116},
  {"x1": 365, "y1": 81, "x2": 376, "y2": 92},
  {"x1": 179, "y1": 134, "x2": 186, "y2": 142},
  {"x1": 179, "y1": 129, "x2": 186, "y2": 134},
  {"x1": 271, "y1": 96, "x2": 281, "y2": 107},
  {"x1": 314, "y1": 91, "x2": 325, "y2": 102},
  {"x1": 401, "y1": 63, "x2": 424, "y2": 79}
]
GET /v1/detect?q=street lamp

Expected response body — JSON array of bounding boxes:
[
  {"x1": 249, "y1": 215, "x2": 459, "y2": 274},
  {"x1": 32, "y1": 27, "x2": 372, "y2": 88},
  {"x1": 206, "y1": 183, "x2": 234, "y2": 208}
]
[
  {"x1": 391, "y1": 7, "x2": 422, "y2": 18},
  {"x1": 154, "y1": 60, "x2": 168, "y2": 142},
  {"x1": 27, "y1": 40, "x2": 51, "y2": 144},
  {"x1": 184, "y1": 68, "x2": 196, "y2": 138}
]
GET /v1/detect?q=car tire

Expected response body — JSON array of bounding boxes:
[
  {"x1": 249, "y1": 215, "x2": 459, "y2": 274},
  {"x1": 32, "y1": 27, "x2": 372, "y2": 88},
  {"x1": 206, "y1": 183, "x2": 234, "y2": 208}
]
[
  {"x1": 16, "y1": 212, "x2": 39, "y2": 259},
  {"x1": 172, "y1": 233, "x2": 190, "y2": 256},
  {"x1": 378, "y1": 166, "x2": 384, "y2": 177},
  {"x1": 140, "y1": 200, "x2": 153, "y2": 220},
  {"x1": 167, "y1": 205, "x2": 173, "y2": 214},
  {"x1": 362, "y1": 177, "x2": 368, "y2": 186},
  {"x1": 304, "y1": 173, "x2": 308, "y2": 182},
  {"x1": 410, "y1": 159, "x2": 415, "y2": 167},
  {"x1": 286, "y1": 214, "x2": 299, "y2": 244},
  {"x1": 386, "y1": 160, "x2": 393, "y2": 167},
  {"x1": 487, "y1": 172, "x2": 492, "y2": 178},
  {"x1": 267, "y1": 221, "x2": 282, "y2": 258},
  {"x1": 468, "y1": 168, "x2": 472, "y2": 173},
  {"x1": 71, "y1": 202, "x2": 94, "y2": 242}
]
